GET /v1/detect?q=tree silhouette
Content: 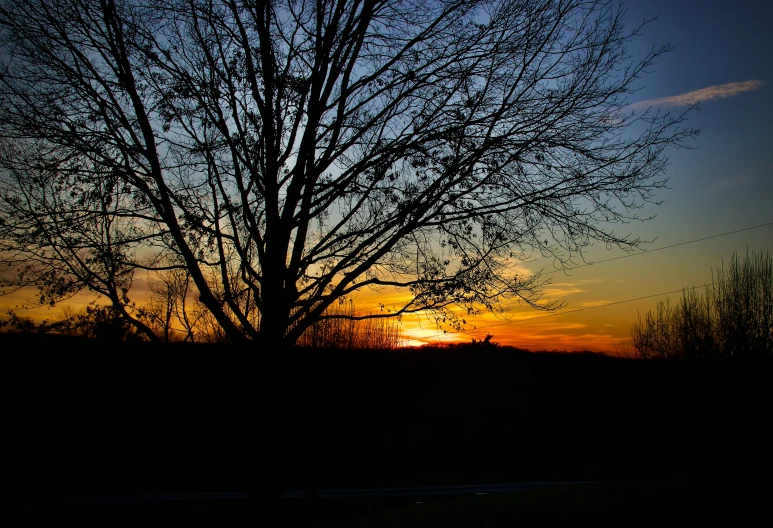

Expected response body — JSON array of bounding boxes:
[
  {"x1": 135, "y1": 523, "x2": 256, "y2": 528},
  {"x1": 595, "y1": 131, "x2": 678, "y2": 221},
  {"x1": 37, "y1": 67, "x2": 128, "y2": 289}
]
[
  {"x1": 0, "y1": 0, "x2": 696, "y2": 348},
  {"x1": 0, "y1": 1, "x2": 702, "y2": 523},
  {"x1": 631, "y1": 250, "x2": 773, "y2": 359},
  {"x1": 140, "y1": 266, "x2": 201, "y2": 342}
]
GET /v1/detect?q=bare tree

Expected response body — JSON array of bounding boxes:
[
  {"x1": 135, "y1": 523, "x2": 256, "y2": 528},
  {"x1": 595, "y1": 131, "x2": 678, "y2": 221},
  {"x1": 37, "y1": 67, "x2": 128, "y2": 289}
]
[
  {"x1": 0, "y1": 0, "x2": 696, "y2": 349},
  {"x1": 0, "y1": 0, "x2": 701, "y2": 521},
  {"x1": 0, "y1": 138, "x2": 161, "y2": 340},
  {"x1": 631, "y1": 250, "x2": 773, "y2": 359},
  {"x1": 141, "y1": 266, "x2": 201, "y2": 341},
  {"x1": 710, "y1": 250, "x2": 773, "y2": 358},
  {"x1": 631, "y1": 290, "x2": 716, "y2": 360}
]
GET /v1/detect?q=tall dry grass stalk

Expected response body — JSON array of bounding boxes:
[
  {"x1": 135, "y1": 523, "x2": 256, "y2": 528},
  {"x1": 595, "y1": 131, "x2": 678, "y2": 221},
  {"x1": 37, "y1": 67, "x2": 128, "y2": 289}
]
[
  {"x1": 632, "y1": 249, "x2": 773, "y2": 359},
  {"x1": 295, "y1": 300, "x2": 402, "y2": 349},
  {"x1": 710, "y1": 249, "x2": 773, "y2": 358}
]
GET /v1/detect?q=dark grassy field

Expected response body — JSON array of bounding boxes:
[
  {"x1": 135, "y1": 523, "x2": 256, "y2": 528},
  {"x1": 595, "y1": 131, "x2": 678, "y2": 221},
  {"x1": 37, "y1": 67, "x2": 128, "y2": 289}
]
[{"x1": 2, "y1": 333, "x2": 772, "y2": 526}]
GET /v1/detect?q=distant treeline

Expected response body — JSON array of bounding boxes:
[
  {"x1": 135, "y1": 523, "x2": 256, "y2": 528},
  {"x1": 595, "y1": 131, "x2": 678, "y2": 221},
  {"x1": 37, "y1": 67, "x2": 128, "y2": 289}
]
[
  {"x1": 631, "y1": 250, "x2": 773, "y2": 359},
  {"x1": 0, "y1": 298, "x2": 403, "y2": 349},
  {"x1": 0, "y1": 304, "x2": 142, "y2": 342}
]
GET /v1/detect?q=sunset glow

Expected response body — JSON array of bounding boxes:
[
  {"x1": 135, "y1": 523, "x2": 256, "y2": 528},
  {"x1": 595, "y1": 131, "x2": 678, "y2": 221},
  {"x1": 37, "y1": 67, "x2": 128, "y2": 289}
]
[{"x1": 1, "y1": 0, "x2": 771, "y2": 354}]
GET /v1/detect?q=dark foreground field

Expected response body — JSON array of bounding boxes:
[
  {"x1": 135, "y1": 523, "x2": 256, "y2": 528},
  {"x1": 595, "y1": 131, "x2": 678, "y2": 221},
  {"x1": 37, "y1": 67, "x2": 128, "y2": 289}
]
[{"x1": 2, "y1": 333, "x2": 772, "y2": 526}]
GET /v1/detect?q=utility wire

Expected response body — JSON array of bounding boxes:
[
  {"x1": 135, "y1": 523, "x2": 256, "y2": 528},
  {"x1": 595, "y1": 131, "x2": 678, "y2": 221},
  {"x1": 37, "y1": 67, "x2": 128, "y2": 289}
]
[
  {"x1": 372, "y1": 221, "x2": 773, "y2": 324},
  {"x1": 471, "y1": 284, "x2": 712, "y2": 331},
  {"x1": 541, "y1": 220, "x2": 773, "y2": 275},
  {"x1": 471, "y1": 265, "x2": 772, "y2": 332},
  {"x1": 466, "y1": 220, "x2": 773, "y2": 332}
]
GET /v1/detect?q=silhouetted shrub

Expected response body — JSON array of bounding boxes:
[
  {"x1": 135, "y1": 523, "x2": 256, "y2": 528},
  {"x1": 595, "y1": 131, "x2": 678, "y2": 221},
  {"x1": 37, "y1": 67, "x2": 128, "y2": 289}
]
[
  {"x1": 80, "y1": 304, "x2": 142, "y2": 342},
  {"x1": 632, "y1": 250, "x2": 773, "y2": 358},
  {"x1": 711, "y1": 250, "x2": 773, "y2": 358},
  {"x1": 0, "y1": 304, "x2": 144, "y2": 342},
  {"x1": 471, "y1": 334, "x2": 498, "y2": 347},
  {"x1": 0, "y1": 310, "x2": 44, "y2": 333}
]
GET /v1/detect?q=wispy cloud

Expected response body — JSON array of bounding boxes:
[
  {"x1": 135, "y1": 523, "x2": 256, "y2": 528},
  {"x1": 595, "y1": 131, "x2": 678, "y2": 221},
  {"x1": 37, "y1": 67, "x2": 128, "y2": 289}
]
[
  {"x1": 543, "y1": 283, "x2": 586, "y2": 297},
  {"x1": 629, "y1": 80, "x2": 764, "y2": 110},
  {"x1": 542, "y1": 279, "x2": 602, "y2": 298},
  {"x1": 709, "y1": 173, "x2": 762, "y2": 191},
  {"x1": 578, "y1": 300, "x2": 613, "y2": 308}
]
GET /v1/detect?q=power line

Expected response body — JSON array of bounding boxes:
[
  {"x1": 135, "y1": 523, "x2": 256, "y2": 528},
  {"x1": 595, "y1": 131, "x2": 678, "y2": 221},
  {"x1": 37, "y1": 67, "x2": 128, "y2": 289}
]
[
  {"x1": 464, "y1": 222, "x2": 773, "y2": 330},
  {"x1": 472, "y1": 262, "x2": 773, "y2": 332},
  {"x1": 471, "y1": 284, "x2": 711, "y2": 331},
  {"x1": 541, "y1": 220, "x2": 773, "y2": 275},
  {"x1": 374, "y1": 221, "x2": 773, "y2": 326}
]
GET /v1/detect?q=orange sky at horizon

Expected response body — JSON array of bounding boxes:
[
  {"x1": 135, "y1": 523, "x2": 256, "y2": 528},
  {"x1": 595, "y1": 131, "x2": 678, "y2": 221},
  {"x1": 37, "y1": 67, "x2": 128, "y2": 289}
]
[
  {"x1": 2, "y1": 2, "x2": 772, "y2": 355},
  {"x1": 0, "y1": 280, "x2": 637, "y2": 353},
  {"x1": 4, "y1": 216, "x2": 771, "y2": 355}
]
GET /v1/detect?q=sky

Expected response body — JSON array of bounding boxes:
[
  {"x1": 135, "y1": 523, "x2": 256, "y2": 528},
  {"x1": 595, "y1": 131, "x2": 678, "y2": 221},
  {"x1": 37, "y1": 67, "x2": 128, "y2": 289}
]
[
  {"x1": 2, "y1": 0, "x2": 772, "y2": 353},
  {"x1": 395, "y1": 0, "x2": 773, "y2": 351}
]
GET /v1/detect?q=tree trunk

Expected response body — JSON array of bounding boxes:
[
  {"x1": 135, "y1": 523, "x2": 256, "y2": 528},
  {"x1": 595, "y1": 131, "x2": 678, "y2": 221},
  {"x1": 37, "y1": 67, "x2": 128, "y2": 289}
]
[
  {"x1": 245, "y1": 339, "x2": 284, "y2": 526},
  {"x1": 301, "y1": 352, "x2": 321, "y2": 526},
  {"x1": 248, "y1": 310, "x2": 324, "y2": 526}
]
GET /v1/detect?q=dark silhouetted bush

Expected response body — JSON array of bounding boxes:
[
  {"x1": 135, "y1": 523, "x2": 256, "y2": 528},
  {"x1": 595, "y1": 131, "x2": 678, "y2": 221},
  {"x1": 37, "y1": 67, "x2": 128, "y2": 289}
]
[{"x1": 632, "y1": 250, "x2": 773, "y2": 358}]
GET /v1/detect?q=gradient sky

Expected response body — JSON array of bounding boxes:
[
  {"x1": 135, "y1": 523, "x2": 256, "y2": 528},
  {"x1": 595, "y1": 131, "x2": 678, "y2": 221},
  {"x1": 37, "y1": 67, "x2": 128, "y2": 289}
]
[
  {"x1": 397, "y1": 0, "x2": 773, "y2": 350},
  {"x1": 3, "y1": 0, "x2": 772, "y2": 353}
]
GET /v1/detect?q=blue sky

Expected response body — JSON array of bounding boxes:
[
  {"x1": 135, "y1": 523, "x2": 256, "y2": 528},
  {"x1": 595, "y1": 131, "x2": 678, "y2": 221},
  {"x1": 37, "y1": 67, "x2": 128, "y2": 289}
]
[
  {"x1": 2, "y1": 0, "x2": 771, "y2": 351},
  {"x1": 622, "y1": 0, "x2": 772, "y2": 260},
  {"x1": 351, "y1": 1, "x2": 773, "y2": 350},
  {"x1": 432, "y1": 0, "x2": 773, "y2": 351}
]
